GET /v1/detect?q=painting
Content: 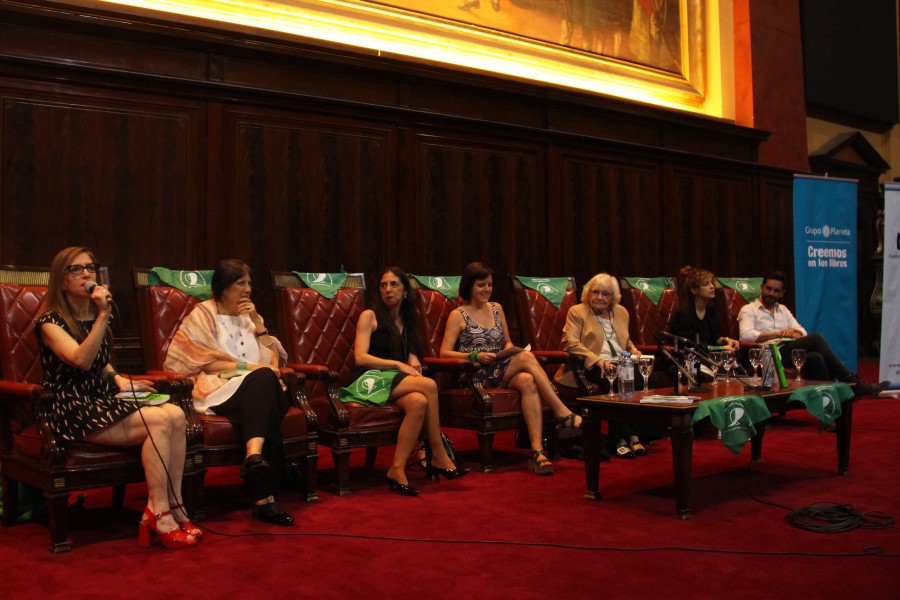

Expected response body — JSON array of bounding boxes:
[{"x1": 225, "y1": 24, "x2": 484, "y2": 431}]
[
  {"x1": 60, "y1": 0, "x2": 721, "y2": 116},
  {"x1": 371, "y1": 0, "x2": 685, "y2": 76}
]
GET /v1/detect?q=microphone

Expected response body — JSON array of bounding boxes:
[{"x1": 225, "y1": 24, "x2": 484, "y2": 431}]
[{"x1": 85, "y1": 281, "x2": 113, "y2": 306}]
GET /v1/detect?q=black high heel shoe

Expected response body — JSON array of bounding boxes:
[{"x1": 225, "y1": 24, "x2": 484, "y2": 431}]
[
  {"x1": 386, "y1": 475, "x2": 419, "y2": 496},
  {"x1": 424, "y1": 445, "x2": 470, "y2": 481}
]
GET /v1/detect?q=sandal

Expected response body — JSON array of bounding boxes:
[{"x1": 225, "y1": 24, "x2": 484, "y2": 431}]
[
  {"x1": 528, "y1": 450, "x2": 554, "y2": 475},
  {"x1": 629, "y1": 441, "x2": 648, "y2": 457},
  {"x1": 614, "y1": 444, "x2": 634, "y2": 459},
  {"x1": 557, "y1": 413, "x2": 582, "y2": 430}
]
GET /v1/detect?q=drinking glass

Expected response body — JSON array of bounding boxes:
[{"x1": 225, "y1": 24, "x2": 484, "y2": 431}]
[
  {"x1": 748, "y1": 347, "x2": 762, "y2": 382},
  {"x1": 791, "y1": 348, "x2": 806, "y2": 381},
  {"x1": 722, "y1": 350, "x2": 736, "y2": 383},
  {"x1": 639, "y1": 356, "x2": 654, "y2": 391},
  {"x1": 604, "y1": 360, "x2": 619, "y2": 396},
  {"x1": 709, "y1": 351, "x2": 722, "y2": 385}
]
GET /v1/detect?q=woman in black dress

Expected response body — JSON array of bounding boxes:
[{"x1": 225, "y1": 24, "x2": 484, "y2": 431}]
[
  {"x1": 36, "y1": 247, "x2": 196, "y2": 549},
  {"x1": 339, "y1": 267, "x2": 468, "y2": 495}
]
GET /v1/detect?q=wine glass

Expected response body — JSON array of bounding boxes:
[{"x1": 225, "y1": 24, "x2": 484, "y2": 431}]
[
  {"x1": 748, "y1": 347, "x2": 762, "y2": 382},
  {"x1": 709, "y1": 351, "x2": 722, "y2": 385},
  {"x1": 722, "y1": 350, "x2": 736, "y2": 383},
  {"x1": 791, "y1": 348, "x2": 806, "y2": 381},
  {"x1": 684, "y1": 354, "x2": 697, "y2": 389},
  {"x1": 638, "y1": 356, "x2": 654, "y2": 391},
  {"x1": 603, "y1": 360, "x2": 619, "y2": 396}
]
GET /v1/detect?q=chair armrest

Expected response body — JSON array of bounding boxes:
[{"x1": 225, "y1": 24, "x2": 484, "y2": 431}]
[
  {"x1": 285, "y1": 363, "x2": 337, "y2": 381},
  {"x1": 531, "y1": 350, "x2": 570, "y2": 365},
  {"x1": 422, "y1": 357, "x2": 468, "y2": 372}
]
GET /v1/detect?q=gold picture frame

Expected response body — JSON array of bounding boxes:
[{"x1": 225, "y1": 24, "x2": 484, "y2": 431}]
[{"x1": 67, "y1": 0, "x2": 731, "y2": 118}]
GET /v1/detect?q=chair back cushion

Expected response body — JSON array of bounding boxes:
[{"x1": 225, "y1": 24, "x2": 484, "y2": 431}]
[
  {"x1": 620, "y1": 284, "x2": 680, "y2": 346},
  {"x1": 135, "y1": 286, "x2": 201, "y2": 370},
  {"x1": 414, "y1": 289, "x2": 458, "y2": 359},
  {"x1": 715, "y1": 287, "x2": 749, "y2": 341},
  {"x1": 0, "y1": 284, "x2": 47, "y2": 384},
  {"x1": 274, "y1": 286, "x2": 365, "y2": 382},
  {"x1": 513, "y1": 287, "x2": 576, "y2": 351}
]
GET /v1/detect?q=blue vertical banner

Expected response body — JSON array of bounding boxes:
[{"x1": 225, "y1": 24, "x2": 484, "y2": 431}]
[
  {"x1": 880, "y1": 184, "x2": 900, "y2": 389},
  {"x1": 793, "y1": 175, "x2": 858, "y2": 372}
]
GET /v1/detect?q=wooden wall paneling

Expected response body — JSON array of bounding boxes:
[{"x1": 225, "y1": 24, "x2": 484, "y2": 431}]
[
  {"x1": 663, "y1": 164, "x2": 756, "y2": 277},
  {"x1": 551, "y1": 147, "x2": 663, "y2": 285},
  {"x1": 406, "y1": 129, "x2": 545, "y2": 329},
  {"x1": 217, "y1": 106, "x2": 397, "y2": 321},
  {"x1": 0, "y1": 83, "x2": 205, "y2": 370}
]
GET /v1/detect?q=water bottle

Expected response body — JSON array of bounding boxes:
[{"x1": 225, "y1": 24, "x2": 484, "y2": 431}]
[
  {"x1": 619, "y1": 352, "x2": 635, "y2": 399},
  {"x1": 761, "y1": 344, "x2": 774, "y2": 388}
]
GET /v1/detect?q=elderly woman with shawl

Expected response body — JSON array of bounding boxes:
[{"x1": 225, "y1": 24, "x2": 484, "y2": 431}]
[{"x1": 165, "y1": 259, "x2": 294, "y2": 526}]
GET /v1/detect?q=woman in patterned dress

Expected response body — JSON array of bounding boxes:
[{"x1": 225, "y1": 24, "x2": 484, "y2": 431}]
[
  {"x1": 36, "y1": 247, "x2": 196, "y2": 549},
  {"x1": 439, "y1": 262, "x2": 582, "y2": 475}
]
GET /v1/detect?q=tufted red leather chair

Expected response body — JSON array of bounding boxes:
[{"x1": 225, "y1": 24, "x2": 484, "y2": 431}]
[
  {"x1": 133, "y1": 269, "x2": 318, "y2": 507},
  {"x1": 271, "y1": 271, "x2": 404, "y2": 496},
  {"x1": 714, "y1": 280, "x2": 751, "y2": 341},
  {"x1": 0, "y1": 266, "x2": 196, "y2": 553},
  {"x1": 510, "y1": 275, "x2": 596, "y2": 398},
  {"x1": 412, "y1": 282, "x2": 529, "y2": 473},
  {"x1": 619, "y1": 279, "x2": 680, "y2": 354}
]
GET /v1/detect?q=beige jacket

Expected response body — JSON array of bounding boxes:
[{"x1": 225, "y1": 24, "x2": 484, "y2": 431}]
[{"x1": 554, "y1": 302, "x2": 636, "y2": 388}]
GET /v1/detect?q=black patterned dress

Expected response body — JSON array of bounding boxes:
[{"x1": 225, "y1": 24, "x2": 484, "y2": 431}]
[{"x1": 35, "y1": 311, "x2": 137, "y2": 443}]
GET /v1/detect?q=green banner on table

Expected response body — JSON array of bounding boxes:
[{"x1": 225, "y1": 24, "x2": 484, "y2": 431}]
[
  {"x1": 718, "y1": 277, "x2": 763, "y2": 303},
  {"x1": 294, "y1": 271, "x2": 348, "y2": 299},
  {"x1": 515, "y1": 276, "x2": 569, "y2": 308},
  {"x1": 623, "y1": 277, "x2": 673, "y2": 306},
  {"x1": 691, "y1": 395, "x2": 771, "y2": 455},
  {"x1": 149, "y1": 267, "x2": 213, "y2": 300},
  {"x1": 412, "y1": 275, "x2": 460, "y2": 301},
  {"x1": 788, "y1": 383, "x2": 854, "y2": 426}
]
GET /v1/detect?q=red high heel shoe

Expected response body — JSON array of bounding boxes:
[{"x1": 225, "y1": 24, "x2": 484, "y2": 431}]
[
  {"x1": 138, "y1": 507, "x2": 198, "y2": 549},
  {"x1": 170, "y1": 503, "x2": 203, "y2": 539}
]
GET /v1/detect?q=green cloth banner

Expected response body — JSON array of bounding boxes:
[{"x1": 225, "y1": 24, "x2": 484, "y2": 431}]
[
  {"x1": 717, "y1": 277, "x2": 763, "y2": 303},
  {"x1": 692, "y1": 395, "x2": 771, "y2": 455},
  {"x1": 623, "y1": 277, "x2": 673, "y2": 306},
  {"x1": 338, "y1": 369, "x2": 400, "y2": 406},
  {"x1": 515, "y1": 276, "x2": 569, "y2": 308},
  {"x1": 788, "y1": 382, "x2": 854, "y2": 426},
  {"x1": 294, "y1": 271, "x2": 348, "y2": 299},
  {"x1": 412, "y1": 275, "x2": 460, "y2": 300},
  {"x1": 149, "y1": 267, "x2": 214, "y2": 300}
]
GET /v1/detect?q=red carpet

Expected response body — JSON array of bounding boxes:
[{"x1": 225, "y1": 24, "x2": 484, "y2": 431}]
[{"x1": 2, "y1": 395, "x2": 899, "y2": 599}]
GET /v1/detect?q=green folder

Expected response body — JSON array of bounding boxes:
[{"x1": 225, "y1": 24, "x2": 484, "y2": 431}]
[{"x1": 770, "y1": 341, "x2": 789, "y2": 389}]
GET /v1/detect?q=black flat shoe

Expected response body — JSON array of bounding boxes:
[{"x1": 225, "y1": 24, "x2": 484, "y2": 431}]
[
  {"x1": 252, "y1": 502, "x2": 294, "y2": 526},
  {"x1": 240, "y1": 454, "x2": 271, "y2": 479},
  {"x1": 386, "y1": 475, "x2": 419, "y2": 496},
  {"x1": 425, "y1": 464, "x2": 470, "y2": 482}
]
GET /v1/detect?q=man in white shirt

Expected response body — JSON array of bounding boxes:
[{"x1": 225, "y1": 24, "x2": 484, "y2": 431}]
[{"x1": 737, "y1": 271, "x2": 889, "y2": 396}]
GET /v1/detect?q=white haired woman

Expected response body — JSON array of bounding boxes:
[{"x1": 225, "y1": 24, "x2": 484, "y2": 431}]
[{"x1": 555, "y1": 273, "x2": 656, "y2": 458}]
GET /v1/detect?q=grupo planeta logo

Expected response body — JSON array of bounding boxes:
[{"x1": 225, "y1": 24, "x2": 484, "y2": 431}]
[
  {"x1": 429, "y1": 276, "x2": 447, "y2": 289},
  {"x1": 637, "y1": 279, "x2": 650, "y2": 291},
  {"x1": 736, "y1": 280, "x2": 752, "y2": 292}
]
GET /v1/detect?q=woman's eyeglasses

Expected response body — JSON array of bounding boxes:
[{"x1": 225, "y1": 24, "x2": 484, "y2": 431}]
[{"x1": 65, "y1": 263, "x2": 100, "y2": 276}]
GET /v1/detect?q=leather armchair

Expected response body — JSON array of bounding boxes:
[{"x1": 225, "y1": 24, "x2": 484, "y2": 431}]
[
  {"x1": 509, "y1": 275, "x2": 596, "y2": 398},
  {"x1": 132, "y1": 269, "x2": 319, "y2": 509},
  {"x1": 0, "y1": 266, "x2": 197, "y2": 553},
  {"x1": 270, "y1": 271, "x2": 404, "y2": 496}
]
